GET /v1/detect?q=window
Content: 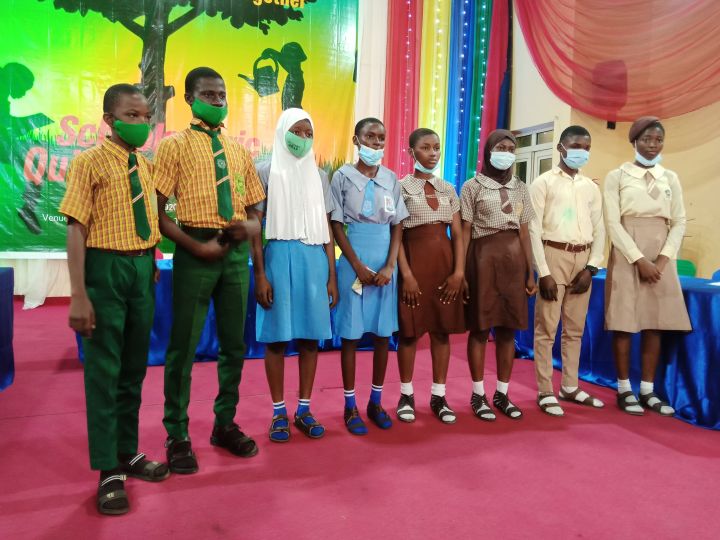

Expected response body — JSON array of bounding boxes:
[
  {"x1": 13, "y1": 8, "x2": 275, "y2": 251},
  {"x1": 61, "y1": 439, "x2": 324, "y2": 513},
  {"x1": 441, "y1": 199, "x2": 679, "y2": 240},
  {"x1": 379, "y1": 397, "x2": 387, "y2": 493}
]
[{"x1": 513, "y1": 122, "x2": 555, "y2": 184}]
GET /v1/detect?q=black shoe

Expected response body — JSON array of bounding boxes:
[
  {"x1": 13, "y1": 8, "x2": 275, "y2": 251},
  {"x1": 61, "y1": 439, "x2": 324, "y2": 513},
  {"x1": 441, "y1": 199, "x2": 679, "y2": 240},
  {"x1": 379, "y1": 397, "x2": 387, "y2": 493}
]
[
  {"x1": 366, "y1": 401, "x2": 393, "y2": 430},
  {"x1": 471, "y1": 392, "x2": 496, "y2": 421},
  {"x1": 396, "y1": 393, "x2": 416, "y2": 423},
  {"x1": 493, "y1": 390, "x2": 523, "y2": 420},
  {"x1": 430, "y1": 395, "x2": 457, "y2": 424},
  {"x1": 210, "y1": 423, "x2": 259, "y2": 457},
  {"x1": 165, "y1": 437, "x2": 199, "y2": 474}
]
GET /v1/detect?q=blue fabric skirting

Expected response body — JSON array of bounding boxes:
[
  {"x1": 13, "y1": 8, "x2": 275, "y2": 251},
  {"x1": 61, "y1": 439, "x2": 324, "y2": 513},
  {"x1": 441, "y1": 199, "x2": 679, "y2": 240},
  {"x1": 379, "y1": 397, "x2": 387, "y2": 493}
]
[
  {"x1": 256, "y1": 240, "x2": 332, "y2": 343},
  {"x1": 0, "y1": 267, "x2": 14, "y2": 391},
  {"x1": 335, "y1": 223, "x2": 398, "y2": 339}
]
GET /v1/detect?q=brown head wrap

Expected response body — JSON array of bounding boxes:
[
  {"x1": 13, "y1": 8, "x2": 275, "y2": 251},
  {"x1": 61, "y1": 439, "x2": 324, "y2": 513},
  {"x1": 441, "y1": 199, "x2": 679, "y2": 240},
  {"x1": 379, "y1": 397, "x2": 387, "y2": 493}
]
[
  {"x1": 628, "y1": 116, "x2": 663, "y2": 143},
  {"x1": 480, "y1": 129, "x2": 517, "y2": 184}
]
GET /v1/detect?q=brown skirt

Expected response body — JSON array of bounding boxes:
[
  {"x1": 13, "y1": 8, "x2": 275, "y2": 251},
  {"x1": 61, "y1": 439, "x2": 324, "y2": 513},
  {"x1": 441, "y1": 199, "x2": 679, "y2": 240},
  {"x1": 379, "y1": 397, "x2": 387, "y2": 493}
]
[
  {"x1": 399, "y1": 224, "x2": 465, "y2": 338},
  {"x1": 465, "y1": 230, "x2": 528, "y2": 332},
  {"x1": 605, "y1": 216, "x2": 691, "y2": 332}
]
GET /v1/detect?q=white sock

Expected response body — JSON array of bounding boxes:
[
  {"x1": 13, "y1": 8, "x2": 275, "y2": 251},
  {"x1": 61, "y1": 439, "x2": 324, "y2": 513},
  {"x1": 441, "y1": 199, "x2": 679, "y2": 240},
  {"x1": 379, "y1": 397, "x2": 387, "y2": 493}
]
[
  {"x1": 617, "y1": 379, "x2": 632, "y2": 393},
  {"x1": 472, "y1": 380, "x2": 485, "y2": 396},
  {"x1": 640, "y1": 380, "x2": 674, "y2": 415},
  {"x1": 538, "y1": 393, "x2": 563, "y2": 416},
  {"x1": 496, "y1": 380, "x2": 509, "y2": 395},
  {"x1": 400, "y1": 382, "x2": 414, "y2": 396},
  {"x1": 431, "y1": 383, "x2": 446, "y2": 397},
  {"x1": 561, "y1": 385, "x2": 578, "y2": 394}
]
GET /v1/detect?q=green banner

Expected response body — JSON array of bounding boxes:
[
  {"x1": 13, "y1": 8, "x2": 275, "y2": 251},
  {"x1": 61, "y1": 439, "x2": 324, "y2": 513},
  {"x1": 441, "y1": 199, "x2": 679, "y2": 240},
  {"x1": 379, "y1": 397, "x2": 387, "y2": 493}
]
[{"x1": 0, "y1": 0, "x2": 358, "y2": 253}]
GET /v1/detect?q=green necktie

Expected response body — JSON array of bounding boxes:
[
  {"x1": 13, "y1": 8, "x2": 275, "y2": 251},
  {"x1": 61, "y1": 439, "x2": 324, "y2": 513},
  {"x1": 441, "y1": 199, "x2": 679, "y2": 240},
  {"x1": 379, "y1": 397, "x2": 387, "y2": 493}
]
[
  {"x1": 191, "y1": 124, "x2": 234, "y2": 220},
  {"x1": 128, "y1": 152, "x2": 151, "y2": 240}
]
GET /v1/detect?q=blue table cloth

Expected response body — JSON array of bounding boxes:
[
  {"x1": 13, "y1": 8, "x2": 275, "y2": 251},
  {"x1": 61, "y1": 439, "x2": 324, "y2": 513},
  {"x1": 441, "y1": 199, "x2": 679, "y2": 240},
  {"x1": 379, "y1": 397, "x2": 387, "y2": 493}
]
[
  {"x1": 516, "y1": 270, "x2": 720, "y2": 430},
  {"x1": 77, "y1": 259, "x2": 396, "y2": 365},
  {"x1": 0, "y1": 267, "x2": 14, "y2": 391}
]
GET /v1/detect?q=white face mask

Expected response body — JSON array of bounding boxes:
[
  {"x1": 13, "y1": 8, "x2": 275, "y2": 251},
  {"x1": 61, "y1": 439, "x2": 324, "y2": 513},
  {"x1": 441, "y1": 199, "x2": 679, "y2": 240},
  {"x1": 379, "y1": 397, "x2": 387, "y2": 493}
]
[
  {"x1": 634, "y1": 143, "x2": 662, "y2": 167},
  {"x1": 489, "y1": 151, "x2": 516, "y2": 170}
]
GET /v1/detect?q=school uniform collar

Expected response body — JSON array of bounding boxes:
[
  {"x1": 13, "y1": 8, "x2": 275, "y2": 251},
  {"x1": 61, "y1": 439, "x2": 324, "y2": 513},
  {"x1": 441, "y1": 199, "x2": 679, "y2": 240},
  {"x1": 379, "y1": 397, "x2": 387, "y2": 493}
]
[
  {"x1": 474, "y1": 173, "x2": 520, "y2": 190},
  {"x1": 340, "y1": 163, "x2": 395, "y2": 191},
  {"x1": 401, "y1": 174, "x2": 445, "y2": 194},
  {"x1": 551, "y1": 165, "x2": 589, "y2": 183},
  {"x1": 101, "y1": 137, "x2": 133, "y2": 162},
  {"x1": 190, "y1": 117, "x2": 225, "y2": 132},
  {"x1": 621, "y1": 161, "x2": 666, "y2": 180}
]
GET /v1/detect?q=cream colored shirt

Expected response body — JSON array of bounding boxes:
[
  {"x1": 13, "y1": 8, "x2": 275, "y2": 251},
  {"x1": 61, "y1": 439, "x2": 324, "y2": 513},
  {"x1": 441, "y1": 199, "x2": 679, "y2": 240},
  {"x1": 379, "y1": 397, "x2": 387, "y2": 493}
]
[
  {"x1": 528, "y1": 166, "x2": 605, "y2": 277},
  {"x1": 603, "y1": 162, "x2": 686, "y2": 264}
]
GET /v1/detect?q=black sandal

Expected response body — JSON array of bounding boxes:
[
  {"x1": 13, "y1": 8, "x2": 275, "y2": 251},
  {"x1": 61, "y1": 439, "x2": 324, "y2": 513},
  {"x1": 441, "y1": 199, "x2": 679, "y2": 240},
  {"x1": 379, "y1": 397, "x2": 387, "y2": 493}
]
[
  {"x1": 617, "y1": 391, "x2": 644, "y2": 416},
  {"x1": 269, "y1": 414, "x2": 291, "y2": 443},
  {"x1": 471, "y1": 392, "x2": 496, "y2": 421},
  {"x1": 120, "y1": 453, "x2": 170, "y2": 482},
  {"x1": 639, "y1": 392, "x2": 675, "y2": 417},
  {"x1": 211, "y1": 423, "x2": 259, "y2": 458},
  {"x1": 166, "y1": 437, "x2": 199, "y2": 474},
  {"x1": 294, "y1": 411, "x2": 326, "y2": 439},
  {"x1": 96, "y1": 474, "x2": 129, "y2": 516},
  {"x1": 493, "y1": 391, "x2": 523, "y2": 419}
]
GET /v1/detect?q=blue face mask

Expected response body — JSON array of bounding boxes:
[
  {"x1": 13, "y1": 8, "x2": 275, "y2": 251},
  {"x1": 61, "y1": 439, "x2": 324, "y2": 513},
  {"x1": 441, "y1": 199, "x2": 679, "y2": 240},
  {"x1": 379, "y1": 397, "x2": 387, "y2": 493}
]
[
  {"x1": 635, "y1": 144, "x2": 662, "y2": 167},
  {"x1": 489, "y1": 151, "x2": 516, "y2": 170},
  {"x1": 358, "y1": 144, "x2": 384, "y2": 166},
  {"x1": 560, "y1": 144, "x2": 590, "y2": 169},
  {"x1": 411, "y1": 150, "x2": 439, "y2": 174}
]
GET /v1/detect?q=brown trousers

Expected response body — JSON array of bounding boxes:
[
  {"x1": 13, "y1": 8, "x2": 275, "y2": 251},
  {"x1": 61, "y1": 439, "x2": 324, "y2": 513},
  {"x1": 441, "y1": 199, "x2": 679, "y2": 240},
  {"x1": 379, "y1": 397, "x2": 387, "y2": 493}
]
[{"x1": 534, "y1": 245, "x2": 591, "y2": 393}]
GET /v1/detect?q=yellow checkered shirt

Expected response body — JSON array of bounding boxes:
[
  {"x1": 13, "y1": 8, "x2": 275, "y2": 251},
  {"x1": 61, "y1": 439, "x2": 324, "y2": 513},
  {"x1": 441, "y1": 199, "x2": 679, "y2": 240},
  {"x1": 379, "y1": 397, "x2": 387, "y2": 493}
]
[
  {"x1": 154, "y1": 118, "x2": 265, "y2": 227},
  {"x1": 60, "y1": 138, "x2": 160, "y2": 250}
]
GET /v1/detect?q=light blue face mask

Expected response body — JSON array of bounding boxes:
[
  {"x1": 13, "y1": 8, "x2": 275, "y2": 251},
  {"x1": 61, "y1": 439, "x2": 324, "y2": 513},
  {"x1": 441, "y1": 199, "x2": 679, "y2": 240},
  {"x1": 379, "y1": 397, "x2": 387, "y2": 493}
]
[
  {"x1": 560, "y1": 144, "x2": 590, "y2": 169},
  {"x1": 358, "y1": 144, "x2": 384, "y2": 166},
  {"x1": 411, "y1": 150, "x2": 439, "y2": 174},
  {"x1": 489, "y1": 151, "x2": 516, "y2": 170},
  {"x1": 635, "y1": 144, "x2": 662, "y2": 167}
]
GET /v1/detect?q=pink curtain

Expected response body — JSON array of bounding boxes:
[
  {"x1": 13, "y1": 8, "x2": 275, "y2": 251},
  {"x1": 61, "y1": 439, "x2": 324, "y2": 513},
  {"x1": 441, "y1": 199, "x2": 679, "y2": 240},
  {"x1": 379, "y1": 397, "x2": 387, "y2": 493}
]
[
  {"x1": 383, "y1": 0, "x2": 423, "y2": 175},
  {"x1": 514, "y1": 0, "x2": 720, "y2": 121}
]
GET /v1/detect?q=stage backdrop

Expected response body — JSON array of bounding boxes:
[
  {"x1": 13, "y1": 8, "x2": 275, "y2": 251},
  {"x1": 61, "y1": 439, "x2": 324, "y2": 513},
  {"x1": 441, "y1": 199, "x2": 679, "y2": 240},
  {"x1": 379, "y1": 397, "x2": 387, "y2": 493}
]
[{"x1": 0, "y1": 0, "x2": 357, "y2": 253}]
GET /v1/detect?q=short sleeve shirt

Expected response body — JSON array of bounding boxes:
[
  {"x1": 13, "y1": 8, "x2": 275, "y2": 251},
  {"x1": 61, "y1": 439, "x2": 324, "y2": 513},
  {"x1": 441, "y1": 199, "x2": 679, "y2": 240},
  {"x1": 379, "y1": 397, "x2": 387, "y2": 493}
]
[
  {"x1": 253, "y1": 159, "x2": 334, "y2": 215},
  {"x1": 330, "y1": 164, "x2": 409, "y2": 226},
  {"x1": 400, "y1": 174, "x2": 460, "y2": 229},
  {"x1": 153, "y1": 118, "x2": 265, "y2": 228},
  {"x1": 60, "y1": 138, "x2": 161, "y2": 250},
  {"x1": 460, "y1": 174, "x2": 535, "y2": 239}
]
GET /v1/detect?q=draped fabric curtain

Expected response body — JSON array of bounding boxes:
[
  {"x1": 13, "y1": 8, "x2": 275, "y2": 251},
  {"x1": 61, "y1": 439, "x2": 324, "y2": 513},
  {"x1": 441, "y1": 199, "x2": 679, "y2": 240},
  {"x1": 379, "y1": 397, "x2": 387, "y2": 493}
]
[{"x1": 514, "y1": 0, "x2": 720, "y2": 121}]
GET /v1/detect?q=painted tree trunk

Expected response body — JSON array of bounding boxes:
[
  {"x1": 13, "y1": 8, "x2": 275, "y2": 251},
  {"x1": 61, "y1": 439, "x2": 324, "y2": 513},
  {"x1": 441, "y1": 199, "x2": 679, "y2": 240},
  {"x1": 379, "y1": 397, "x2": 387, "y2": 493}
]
[{"x1": 138, "y1": 3, "x2": 174, "y2": 126}]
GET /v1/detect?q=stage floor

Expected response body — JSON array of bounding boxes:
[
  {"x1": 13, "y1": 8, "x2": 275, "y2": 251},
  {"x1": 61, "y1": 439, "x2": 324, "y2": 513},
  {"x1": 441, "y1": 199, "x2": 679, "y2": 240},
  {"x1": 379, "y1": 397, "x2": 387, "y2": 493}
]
[{"x1": 1, "y1": 299, "x2": 718, "y2": 539}]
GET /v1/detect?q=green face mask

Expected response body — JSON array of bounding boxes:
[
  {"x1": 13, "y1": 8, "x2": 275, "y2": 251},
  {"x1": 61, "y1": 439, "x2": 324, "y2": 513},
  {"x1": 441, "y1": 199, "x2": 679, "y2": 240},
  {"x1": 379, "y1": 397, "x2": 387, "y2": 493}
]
[
  {"x1": 113, "y1": 120, "x2": 151, "y2": 148},
  {"x1": 191, "y1": 98, "x2": 228, "y2": 126},
  {"x1": 285, "y1": 131, "x2": 313, "y2": 158}
]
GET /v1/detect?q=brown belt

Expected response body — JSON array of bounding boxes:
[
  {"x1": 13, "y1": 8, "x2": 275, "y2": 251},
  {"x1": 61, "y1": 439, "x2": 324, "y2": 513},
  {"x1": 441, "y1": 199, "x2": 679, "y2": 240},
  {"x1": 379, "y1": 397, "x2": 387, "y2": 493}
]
[
  {"x1": 90, "y1": 248, "x2": 154, "y2": 257},
  {"x1": 542, "y1": 239, "x2": 592, "y2": 253}
]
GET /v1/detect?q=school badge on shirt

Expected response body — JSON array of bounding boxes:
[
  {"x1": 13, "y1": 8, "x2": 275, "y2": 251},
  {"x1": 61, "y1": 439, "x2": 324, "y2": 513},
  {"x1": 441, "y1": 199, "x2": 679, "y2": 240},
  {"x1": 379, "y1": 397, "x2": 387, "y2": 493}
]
[
  {"x1": 234, "y1": 174, "x2": 245, "y2": 196},
  {"x1": 384, "y1": 195, "x2": 395, "y2": 213}
]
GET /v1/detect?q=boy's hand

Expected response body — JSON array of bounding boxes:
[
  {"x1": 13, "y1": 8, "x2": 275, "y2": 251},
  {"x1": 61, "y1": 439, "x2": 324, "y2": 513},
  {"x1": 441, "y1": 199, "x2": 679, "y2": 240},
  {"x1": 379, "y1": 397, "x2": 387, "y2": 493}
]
[
  {"x1": 538, "y1": 275, "x2": 558, "y2": 301},
  {"x1": 568, "y1": 269, "x2": 592, "y2": 294},
  {"x1": 194, "y1": 235, "x2": 230, "y2": 261},
  {"x1": 255, "y1": 273, "x2": 273, "y2": 309},
  {"x1": 223, "y1": 220, "x2": 261, "y2": 243},
  {"x1": 69, "y1": 293, "x2": 96, "y2": 338}
]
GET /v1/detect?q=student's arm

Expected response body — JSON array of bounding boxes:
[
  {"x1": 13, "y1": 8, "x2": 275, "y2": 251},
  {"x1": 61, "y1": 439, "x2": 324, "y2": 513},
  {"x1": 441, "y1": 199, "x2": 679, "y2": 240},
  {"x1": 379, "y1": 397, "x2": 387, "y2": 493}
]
[
  {"x1": 324, "y1": 215, "x2": 339, "y2": 309},
  {"x1": 66, "y1": 219, "x2": 94, "y2": 337},
  {"x1": 438, "y1": 212, "x2": 465, "y2": 304},
  {"x1": 569, "y1": 182, "x2": 606, "y2": 294},
  {"x1": 459, "y1": 182, "x2": 474, "y2": 303},
  {"x1": 156, "y1": 193, "x2": 229, "y2": 260},
  {"x1": 224, "y1": 149, "x2": 265, "y2": 242},
  {"x1": 603, "y1": 170, "x2": 661, "y2": 283},
  {"x1": 461, "y1": 220, "x2": 472, "y2": 303},
  {"x1": 375, "y1": 222, "x2": 403, "y2": 287},
  {"x1": 528, "y1": 177, "x2": 557, "y2": 301},
  {"x1": 656, "y1": 172, "x2": 687, "y2": 273},
  {"x1": 518, "y1": 185, "x2": 537, "y2": 296},
  {"x1": 247, "y1": 208, "x2": 272, "y2": 309},
  {"x1": 398, "y1": 235, "x2": 421, "y2": 308}
]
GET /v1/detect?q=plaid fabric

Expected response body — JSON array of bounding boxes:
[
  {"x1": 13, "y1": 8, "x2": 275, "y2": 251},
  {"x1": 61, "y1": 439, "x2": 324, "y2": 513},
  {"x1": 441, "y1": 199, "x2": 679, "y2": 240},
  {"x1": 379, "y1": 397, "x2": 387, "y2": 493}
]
[
  {"x1": 60, "y1": 139, "x2": 160, "y2": 250},
  {"x1": 460, "y1": 173, "x2": 535, "y2": 239},
  {"x1": 400, "y1": 174, "x2": 460, "y2": 229},
  {"x1": 154, "y1": 118, "x2": 265, "y2": 227}
]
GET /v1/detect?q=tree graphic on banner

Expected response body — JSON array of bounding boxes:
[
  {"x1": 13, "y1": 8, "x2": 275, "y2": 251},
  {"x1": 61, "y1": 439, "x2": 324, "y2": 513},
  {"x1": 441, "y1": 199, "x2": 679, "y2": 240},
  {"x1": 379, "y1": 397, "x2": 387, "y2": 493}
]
[{"x1": 40, "y1": 0, "x2": 317, "y2": 124}]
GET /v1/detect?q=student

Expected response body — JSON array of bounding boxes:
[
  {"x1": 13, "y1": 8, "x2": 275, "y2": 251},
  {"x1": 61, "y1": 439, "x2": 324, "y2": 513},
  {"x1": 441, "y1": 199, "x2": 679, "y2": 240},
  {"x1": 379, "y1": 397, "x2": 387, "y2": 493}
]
[
  {"x1": 604, "y1": 116, "x2": 691, "y2": 416},
  {"x1": 154, "y1": 67, "x2": 265, "y2": 472},
  {"x1": 396, "y1": 128, "x2": 466, "y2": 424},
  {"x1": 460, "y1": 129, "x2": 536, "y2": 420},
  {"x1": 330, "y1": 117, "x2": 409, "y2": 435},
  {"x1": 250, "y1": 108, "x2": 338, "y2": 442},
  {"x1": 528, "y1": 125, "x2": 606, "y2": 417},
  {"x1": 61, "y1": 84, "x2": 169, "y2": 515}
]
